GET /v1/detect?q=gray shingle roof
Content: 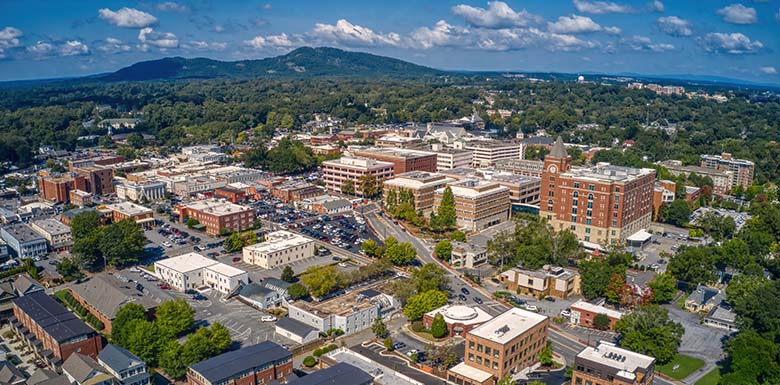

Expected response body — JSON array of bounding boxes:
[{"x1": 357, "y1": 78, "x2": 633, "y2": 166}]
[
  {"x1": 549, "y1": 136, "x2": 568, "y2": 158},
  {"x1": 12, "y1": 292, "x2": 96, "y2": 343},
  {"x1": 69, "y1": 274, "x2": 157, "y2": 319},
  {"x1": 285, "y1": 363, "x2": 372, "y2": 385},
  {"x1": 26, "y1": 369, "x2": 59, "y2": 385},
  {"x1": 275, "y1": 317, "x2": 317, "y2": 339},
  {"x1": 12, "y1": 274, "x2": 43, "y2": 296},
  {"x1": 238, "y1": 283, "x2": 274, "y2": 299},
  {"x1": 97, "y1": 344, "x2": 144, "y2": 373},
  {"x1": 0, "y1": 361, "x2": 26, "y2": 385},
  {"x1": 62, "y1": 353, "x2": 107, "y2": 384},
  {"x1": 262, "y1": 278, "x2": 291, "y2": 291},
  {"x1": 189, "y1": 342, "x2": 291, "y2": 384}
]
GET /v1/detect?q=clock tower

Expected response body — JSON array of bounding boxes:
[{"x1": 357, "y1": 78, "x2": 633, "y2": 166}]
[{"x1": 540, "y1": 136, "x2": 571, "y2": 225}]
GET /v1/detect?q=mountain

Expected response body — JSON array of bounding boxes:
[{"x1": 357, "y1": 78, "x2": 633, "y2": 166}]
[{"x1": 99, "y1": 47, "x2": 443, "y2": 81}]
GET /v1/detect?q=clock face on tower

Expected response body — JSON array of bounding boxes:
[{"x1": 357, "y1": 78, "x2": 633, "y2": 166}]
[{"x1": 548, "y1": 165, "x2": 557, "y2": 174}]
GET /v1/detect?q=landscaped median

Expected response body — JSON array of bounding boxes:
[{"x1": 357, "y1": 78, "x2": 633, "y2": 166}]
[{"x1": 657, "y1": 354, "x2": 705, "y2": 381}]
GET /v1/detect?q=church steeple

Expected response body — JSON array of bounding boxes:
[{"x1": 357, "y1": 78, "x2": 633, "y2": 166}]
[
  {"x1": 543, "y1": 136, "x2": 572, "y2": 174},
  {"x1": 549, "y1": 136, "x2": 568, "y2": 158}
]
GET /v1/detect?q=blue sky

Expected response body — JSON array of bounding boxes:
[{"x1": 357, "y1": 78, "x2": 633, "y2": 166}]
[{"x1": 1, "y1": 0, "x2": 778, "y2": 83}]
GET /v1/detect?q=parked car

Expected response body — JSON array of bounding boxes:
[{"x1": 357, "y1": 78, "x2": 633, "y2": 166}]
[
  {"x1": 458, "y1": 294, "x2": 467, "y2": 301},
  {"x1": 473, "y1": 297, "x2": 483, "y2": 304},
  {"x1": 524, "y1": 304, "x2": 538, "y2": 311},
  {"x1": 337, "y1": 262, "x2": 348, "y2": 268},
  {"x1": 460, "y1": 287, "x2": 470, "y2": 295},
  {"x1": 158, "y1": 284, "x2": 171, "y2": 290},
  {"x1": 560, "y1": 309, "x2": 571, "y2": 318},
  {"x1": 260, "y1": 315, "x2": 277, "y2": 322},
  {"x1": 232, "y1": 257, "x2": 241, "y2": 262},
  {"x1": 162, "y1": 241, "x2": 172, "y2": 248},
  {"x1": 392, "y1": 342, "x2": 406, "y2": 350},
  {"x1": 544, "y1": 296, "x2": 556, "y2": 302}
]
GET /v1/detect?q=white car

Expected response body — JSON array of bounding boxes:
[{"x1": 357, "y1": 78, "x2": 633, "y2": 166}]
[
  {"x1": 162, "y1": 241, "x2": 172, "y2": 247},
  {"x1": 406, "y1": 349, "x2": 419, "y2": 357},
  {"x1": 524, "y1": 305, "x2": 539, "y2": 312},
  {"x1": 560, "y1": 309, "x2": 571, "y2": 318},
  {"x1": 260, "y1": 315, "x2": 277, "y2": 322},
  {"x1": 338, "y1": 262, "x2": 348, "y2": 268}
]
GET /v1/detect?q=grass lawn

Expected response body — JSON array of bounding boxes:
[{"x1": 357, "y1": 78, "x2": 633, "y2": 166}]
[
  {"x1": 695, "y1": 367, "x2": 721, "y2": 385},
  {"x1": 676, "y1": 294, "x2": 688, "y2": 310},
  {"x1": 658, "y1": 354, "x2": 706, "y2": 380}
]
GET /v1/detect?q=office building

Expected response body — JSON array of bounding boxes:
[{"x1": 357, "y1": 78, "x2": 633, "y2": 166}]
[
  {"x1": 105, "y1": 202, "x2": 155, "y2": 228},
  {"x1": 700, "y1": 153, "x2": 754, "y2": 190},
  {"x1": 321, "y1": 157, "x2": 394, "y2": 197},
  {"x1": 242, "y1": 231, "x2": 315, "y2": 269},
  {"x1": 296, "y1": 195, "x2": 352, "y2": 215},
  {"x1": 38, "y1": 175, "x2": 83, "y2": 204},
  {"x1": 74, "y1": 165, "x2": 115, "y2": 195},
  {"x1": 422, "y1": 305, "x2": 493, "y2": 337},
  {"x1": 456, "y1": 140, "x2": 524, "y2": 168},
  {"x1": 495, "y1": 159, "x2": 545, "y2": 178},
  {"x1": 69, "y1": 190, "x2": 93, "y2": 207},
  {"x1": 540, "y1": 137, "x2": 655, "y2": 246},
  {"x1": 431, "y1": 144, "x2": 473, "y2": 171},
  {"x1": 214, "y1": 186, "x2": 246, "y2": 203},
  {"x1": 68, "y1": 274, "x2": 158, "y2": 334},
  {"x1": 270, "y1": 181, "x2": 324, "y2": 203},
  {"x1": 284, "y1": 363, "x2": 373, "y2": 385},
  {"x1": 1, "y1": 223, "x2": 48, "y2": 258},
  {"x1": 652, "y1": 180, "x2": 676, "y2": 220},
  {"x1": 572, "y1": 342, "x2": 655, "y2": 385},
  {"x1": 350, "y1": 147, "x2": 437, "y2": 174},
  {"x1": 656, "y1": 160, "x2": 732, "y2": 195},
  {"x1": 383, "y1": 172, "x2": 456, "y2": 215},
  {"x1": 499, "y1": 265, "x2": 581, "y2": 299},
  {"x1": 155, "y1": 253, "x2": 248, "y2": 294},
  {"x1": 448, "y1": 308, "x2": 549, "y2": 385},
  {"x1": 31, "y1": 219, "x2": 73, "y2": 253},
  {"x1": 286, "y1": 285, "x2": 398, "y2": 335},
  {"x1": 489, "y1": 174, "x2": 542, "y2": 206},
  {"x1": 177, "y1": 199, "x2": 255, "y2": 236},
  {"x1": 449, "y1": 241, "x2": 488, "y2": 269},
  {"x1": 434, "y1": 179, "x2": 511, "y2": 232},
  {"x1": 187, "y1": 342, "x2": 292, "y2": 385},
  {"x1": 569, "y1": 300, "x2": 623, "y2": 331},
  {"x1": 11, "y1": 291, "x2": 103, "y2": 366}
]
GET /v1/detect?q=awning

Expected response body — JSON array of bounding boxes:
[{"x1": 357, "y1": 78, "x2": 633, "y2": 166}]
[{"x1": 627, "y1": 229, "x2": 652, "y2": 243}]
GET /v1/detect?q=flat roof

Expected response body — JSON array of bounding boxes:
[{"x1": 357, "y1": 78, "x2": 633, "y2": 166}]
[
  {"x1": 32, "y1": 219, "x2": 70, "y2": 236},
  {"x1": 571, "y1": 300, "x2": 624, "y2": 319},
  {"x1": 243, "y1": 231, "x2": 313, "y2": 254},
  {"x1": 352, "y1": 147, "x2": 435, "y2": 159},
  {"x1": 106, "y1": 202, "x2": 153, "y2": 216},
  {"x1": 468, "y1": 307, "x2": 547, "y2": 344},
  {"x1": 180, "y1": 199, "x2": 252, "y2": 216},
  {"x1": 439, "y1": 179, "x2": 509, "y2": 199},
  {"x1": 448, "y1": 362, "x2": 493, "y2": 382},
  {"x1": 155, "y1": 252, "x2": 218, "y2": 273},
  {"x1": 322, "y1": 157, "x2": 394, "y2": 170},
  {"x1": 383, "y1": 172, "x2": 455, "y2": 190},
  {"x1": 576, "y1": 341, "x2": 655, "y2": 380},
  {"x1": 205, "y1": 263, "x2": 247, "y2": 277},
  {"x1": 425, "y1": 305, "x2": 493, "y2": 326},
  {"x1": 190, "y1": 342, "x2": 291, "y2": 384},
  {"x1": 562, "y1": 163, "x2": 655, "y2": 183},
  {"x1": 1, "y1": 223, "x2": 45, "y2": 243}
]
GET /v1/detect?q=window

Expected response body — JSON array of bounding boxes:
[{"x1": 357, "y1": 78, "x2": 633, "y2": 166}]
[
  {"x1": 570, "y1": 225, "x2": 576, "y2": 231},
  {"x1": 571, "y1": 208, "x2": 578, "y2": 214},
  {"x1": 585, "y1": 228, "x2": 591, "y2": 234},
  {"x1": 571, "y1": 216, "x2": 577, "y2": 222},
  {"x1": 586, "y1": 219, "x2": 591, "y2": 225},
  {"x1": 572, "y1": 200, "x2": 578, "y2": 207},
  {"x1": 574, "y1": 182, "x2": 580, "y2": 188},
  {"x1": 614, "y1": 195, "x2": 620, "y2": 201},
  {"x1": 584, "y1": 236, "x2": 590, "y2": 242},
  {"x1": 587, "y1": 202, "x2": 593, "y2": 208},
  {"x1": 587, "y1": 210, "x2": 592, "y2": 217},
  {"x1": 573, "y1": 191, "x2": 579, "y2": 198},
  {"x1": 615, "y1": 187, "x2": 621, "y2": 192},
  {"x1": 588, "y1": 194, "x2": 594, "y2": 200},
  {"x1": 611, "y1": 229, "x2": 616, "y2": 235},
  {"x1": 588, "y1": 185, "x2": 595, "y2": 191}
]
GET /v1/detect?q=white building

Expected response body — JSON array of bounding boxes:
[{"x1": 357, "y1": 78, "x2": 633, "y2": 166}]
[
  {"x1": 115, "y1": 181, "x2": 166, "y2": 202},
  {"x1": 455, "y1": 140, "x2": 524, "y2": 168},
  {"x1": 450, "y1": 241, "x2": 488, "y2": 269},
  {"x1": 431, "y1": 144, "x2": 473, "y2": 171},
  {"x1": 154, "y1": 252, "x2": 248, "y2": 294},
  {"x1": 30, "y1": 218, "x2": 72, "y2": 252},
  {"x1": 242, "y1": 231, "x2": 315, "y2": 269},
  {"x1": 285, "y1": 287, "x2": 398, "y2": 336}
]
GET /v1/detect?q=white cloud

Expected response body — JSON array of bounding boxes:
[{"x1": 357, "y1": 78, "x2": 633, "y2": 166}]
[
  {"x1": 698, "y1": 32, "x2": 763, "y2": 54},
  {"x1": 99, "y1": 7, "x2": 158, "y2": 28},
  {"x1": 547, "y1": 14, "x2": 619, "y2": 34},
  {"x1": 451, "y1": 1, "x2": 541, "y2": 28},
  {"x1": 573, "y1": 0, "x2": 633, "y2": 14},
  {"x1": 620, "y1": 35, "x2": 675, "y2": 52},
  {"x1": 0, "y1": 26, "x2": 23, "y2": 49},
  {"x1": 26, "y1": 40, "x2": 89, "y2": 58},
  {"x1": 27, "y1": 41, "x2": 55, "y2": 55},
  {"x1": 760, "y1": 66, "x2": 777, "y2": 75},
  {"x1": 657, "y1": 16, "x2": 692, "y2": 36},
  {"x1": 245, "y1": 33, "x2": 305, "y2": 50},
  {"x1": 652, "y1": 1, "x2": 664, "y2": 12},
  {"x1": 311, "y1": 19, "x2": 401, "y2": 46},
  {"x1": 183, "y1": 41, "x2": 228, "y2": 51},
  {"x1": 138, "y1": 27, "x2": 179, "y2": 49},
  {"x1": 716, "y1": 4, "x2": 757, "y2": 24},
  {"x1": 59, "y1": 40, "x2": 89, "y2": 56},
  {"x1": 96, "y1": 37, "x2": 131, "y2": 53},
  {"x1": 155, "y1": 2, "x2": 191, "y2": 13},
  {"x1": 409, "y1": 20, "x2": 597, "y2": 52}
]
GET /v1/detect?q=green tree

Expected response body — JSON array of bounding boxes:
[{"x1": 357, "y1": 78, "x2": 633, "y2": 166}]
[
  {"x1": 287, "y1": 283, "x2": 309, "y2": 300},
  {"x1": 156, "y1": 298, "x2": 195, "y2": 338},
  {"x1": 388, "y1": 279, "x2": 417, "y2": 305},
  {"x1": 359, "y1": 174, "x2": 378, "y2": 197},
  {"x1": 668, "y1": 246, "x2": 717, "y2": 287},
  {"x1": 56, "y1": 257, "x2": 84, "y2": 282},
  {"x1": 281, "y1": 266, "x2": 295, "y2": 283},
  {"x1": 384, "y1": 337, "x2": 393, "y2": 351},
  {"x1": 604, "y1": 274, "x2": 625, "y2": 304},
  {"x1": 385, "y1": 241, "x2": 416, "y2": 266},
  {"x1": 159, "y1": 340, "x2": 186, "y2": 379},
  {"x1": 579, "y1": 258, "x2": 627, "y2": 299},
  {"x1": 648, "y1": 273, "x2": 677, "y2": 304},
  {"x1": 208, "y1": 322, "x2": 233, "y2": 354},
  {"x1": 593, "y1": 313, "x2": 611, "y2": 330},
  {"x1": 126, "y1": 133, "x2": 146, "y2": 149},
  {"x1": 434, "y1": 240, "x2": 453, "y2": 261},
  {"x1": 181, "y1": 327, "x2": 214, "y2": 366},
  {"x1": 71, "y1": 210, "x2": 101, "y2": 239},
  {"x1": 112, "y1": 303, "x2": 147, "y2": 346},
  {"x1": 301, "y1": 265, "x2": 346, "y2": 298},
  {"x1": 539, "y1": 341, "x2": 554, "y2": 366},
  {"x1": 99, "y1": 219, "x2": 146, "y2": 267},
  {"x1": 123, "y1": 319, "x2": 162, "y2": 365},
  {"x1": 430, "y1": 313, "x2": 448, "y2": 338},
  {"x1": 450, "y1": 230, "x2": 466, "y2": 242},
  {"x1": 435, "y1": 187, "x2": 457, "y2": 230},
  {"x1": 224, "y1": 232, "x2": 244, "y2": 252},
  {"x1": 361, "y1": 239, "x2": 381, "y2": 258},
  {"x1": 342, "y1": 180, "x2": 355, "y2": 195},
  {"x1": 720, "y1": 331, "x2": 780, "y2": 385},
  {"x1": 725, "y1": 274, "x2": 764, "y2": 308},
  {"x1": 410, "y1": 263, "x2": 449, "y2": 293},
  {"x1": 186, "y1": 218, "x2": 200, "y2": 228},
  {"x1": 614, "y1": 305, "x2": 684, "y2": 364},
  {"x1": 372, "y1": 317, "x2": 388, "y2": 338},
  {"x1": 403, "y1": 290, "x2": 448, "y2": 321},
  {"x1": 664, "y1": 199, "x2": 691, "y2": 227},
  {"x1": 303, "y1": 356, "x2": 317, "y2": 367}
]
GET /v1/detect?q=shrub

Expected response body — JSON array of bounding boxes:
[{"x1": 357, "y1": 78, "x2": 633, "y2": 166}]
[
  {"x1": 303, "y1": 356, "x2": 317, "y2": 367},
  {"x1": 312, "y1": 348, "x2": 323, "y2": 357},
  {"x1": 410, "y1": 321, "x2": 426, "y2": 333}
]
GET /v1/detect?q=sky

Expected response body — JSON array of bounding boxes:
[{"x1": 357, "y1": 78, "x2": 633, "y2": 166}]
[{"x1": 0, "y1": 0, "x2": 779, "y2": 84}]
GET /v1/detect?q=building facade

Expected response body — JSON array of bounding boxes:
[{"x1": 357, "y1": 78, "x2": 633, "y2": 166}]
[
  {"x1": 422, "y1": 305, "x2": 493, "y2": 337},
  {"x1": 105, "y1": 202, "x2": 155, "y2": 228},
  {"x1": 242, "y1": 231, "x2": 315, "y2": 269},
  {"x1": 154, "y1": 253, "x2": 248, "y2": 294},
  {"x1": 350, "y1": 147, "x2": 437, "y2": 175},
  {"x1": 657, "y1": 160, "x2": 732, "y2": 195},
  {"x1": 434, "y1": 179, "x2": 511, "y2": 232},
  {"x1": 459, "y1": 140, "x2": 524, "y2": 168},
  {"x1": 30, "y1": 219, "x2": 73, "y2": 253},
  {"x1": 115, "y1": 181, "x2": 166, "y2": 202},
  {"x1": 187, "y1": 342, "x2": 292, "y2": 385},
  {"x1": 0, "y1": 224, "x2": 48, "y2": 258},
  {"x1": 177, "y1": 200, "x2": 256, "y2": 236},
  {"x1": 700, "y1": 153, "x2": 754, "y2": 190},
  {"x1": 569, "y1": 300, "x2": 623, "y2": 331},
  {"x1": 321, "y1": 157, "x2": 394, "y2": 197},
  {"x1": 383, "y1": 172, "x2": 456, "y2": 215},
  {"x1": 499, "y1": 265, "x2": 581, "y2": 299},
  {"x1": 540, "y1": 137, "x2": 655, "y2": 246},
  {"x1": 572, "y1": 342, "x2": 655, "y2": 385},
  {"x1": 432, "y1": 145, "x2": 473, "y2": 171}
]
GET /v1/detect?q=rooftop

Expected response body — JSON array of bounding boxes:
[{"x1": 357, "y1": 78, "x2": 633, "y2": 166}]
[
  {"x1": 425, "y1": 304, "x2": 493, "y2": 326},
  {"x1": 31, "y1": 219, "x2": 70, "y2": 236},
  {"x1": 155, "y1": 252, "x2": 218, "y2": 273},
  {"x1": 284, "y1": 363, "x2": 372, "y2": 385},
  {"x1": 322, "y1": 157, "x2": 394, "y2": 170},
  {"x1": 179, "y1": 199, "x2": 253, "y2": 216},
  {"x1": 463, "y1": 139, "x2": 521, "y2": 149},
  {"x1": 352, "y1": 147, "x2": 435, "y2": 159},
  {"x1": 106, "y1": 202, "x2": 153, "y2": 217},
  {"x1": 700, "y1": 153, "x2": 754, "y2": 166},
  {"x1": 438, "y1": 179, "x2": 509, "y2": 199},
  {"x1": 292, "y1": 283, "x2": 391, "y2": 316},
  {"x1": 449, "y1": 362, "x2": 493, "y2": 383},
  {"x1": 468, "y1": 307, "x2": 547, "y2": 344},
  {"x1": 275, "y1": 317, "x2": 318, "y2": 339},
  {"x1": 562, "y1": 163, "x2": 655, "y2": 183},
  {"x1": 576, "y1": 341, "x2": 655, "y2": 381},
  {"x1": 243, "y1": 231, "x2": 314, "y2": 254},
  {"x1": 98, "y1": 344, "x2": 145, "y2": 372},
  {"x1": 1, "y1": 223, "x2": 45, "y2": 243},
  {"x1": 571, "y1": 300, "x2": 624, "y2": 319},
  {"x1": 383, "y1": 172, "x2": 455, "y2": 190},
  {"x1": 205, "y1": 263, "x2": 247, "y2": 278},
  {"x1": 69, "y1": 274, "x2": 158, "y2": 319},
  {"x1": 189, "y1": 342, "x2": 291, "y2": 384},
  {"x1": 12, "y1": 291, "x2": 96, "y2": 343}
]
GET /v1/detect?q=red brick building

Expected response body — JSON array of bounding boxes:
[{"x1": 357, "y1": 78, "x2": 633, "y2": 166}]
[
  {"x1": 74, "y1": 165, "x2": 115, "y2": 195},
  {"x1": 569, "y1": 300, "x2": 623, "y2": 331},
  {"x1": 106, "y1": 202, "x2": 155, "y2": 228},
  {"x1": 540, "y1": 137, "x2": 655, "y2": 246},
  {"x1": 422, "y1": 305, "x2": 493, "y2": 337},
  {"x1": 215, "y1": 186, "x2": 247, "y2": 203},
  {"x1": 177, "y1": 199, "x2": 256, "y2": 235},
  {"x1": 38, "y1": 175, "x2": 83, "y2": 203},
  {"x1": 351, "y1": 147, "x2": 437, "y2": 175},
  {"x1": 11, "y1": 291, "x2": 103, "y2": 367},
  {"x1": 187, "y1": 342, "x2": 292, "y2": 385},
  {"x1": 270, "y1": 181, "x2": 324, "y2": 203}
]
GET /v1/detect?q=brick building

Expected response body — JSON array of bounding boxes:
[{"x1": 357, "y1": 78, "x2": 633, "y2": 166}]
[
  {"x1": 434, "y1": 179, "x2": 511, "y2": 232},
  {"x1": 105, "y1": 202, "x2": 155, "y2": 228},
  {"x1": 350, "y1": 147, "x2": 437, "y2": 175},
  {"x1": 10, "y1": 291, "x2": 103, "y2": 367},
  {"x1": 422, "y1": 304, "x2": 493, "y2": 338},
  {"x1": 383, "y1": 172, "x2": 456, "y2": 215},
  {"x1": 38, "y1": 175, "x2": 84, "y2": 203},
  {"x1": 700, "y1": 152, "x2": 754, "y2": 190},
  {"x1": 270, "y1": 181, "x2": 324, "y2": 203},
  {"x1": 652, "y1": 180, "x2": 676, "y2": 220},
  {"x1": 321, "y1": 157, "x2": 394, "y2": 197},
  {"x1": 67, "y1": 274, "x2": 158, "y2": 334},
  {"x1": 74, "y1": 165, "x2": 115, "y2": 195},
  {"x1": 448, "y1": 308, "x2": 549, "y2": 385},
  {"x1": 187, "y1": 342, "x2": 292, "y2": 385},
  {"x1": 540, "y1": 137, "x2": 655, "y2": 246},
  {"x1": 177, "y1": 200, "x2": 256, "y2": 235},
  {"x1": 214, "y1": 186, "x2": 247, "y2": 203},
  {"x1": 499, "y1": 265, "x2": 581, "y2": 299},
  {"x1": 572, "y1": 342, "x2": 655, "y2": 385},
  {"x1": 569, "y1": 299, "x2": 624, "y2": 331}
]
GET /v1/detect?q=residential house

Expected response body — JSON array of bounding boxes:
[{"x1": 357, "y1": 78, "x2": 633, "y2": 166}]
[
  {"x1": 97, "y1": 344, "x2": 150, "y2": 385},
  {"x1": 62, "y1": 353, "x2": 116, "y2": 385},
  {"x1": 685, "y1": 285, "x2": 724, "y2": 313},
  {"x1": 274, "y1": 317, "x2": 320, "y2": 345}
]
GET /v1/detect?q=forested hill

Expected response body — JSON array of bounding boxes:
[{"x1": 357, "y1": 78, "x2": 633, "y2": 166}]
[{"x1": 100, "y1": 47, "x2": 443, "y2": 81}]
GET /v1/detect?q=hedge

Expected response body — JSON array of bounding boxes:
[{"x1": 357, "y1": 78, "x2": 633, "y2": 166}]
[
  {"x1": 312, "y1": 344, "x2": 338, "y2": 358},
  {"x1": 303, "y1": 356, "x2": 317, "y2": 367},
  {"x1": 54, "y1": 290, "x2": 105, "y2": 331}
]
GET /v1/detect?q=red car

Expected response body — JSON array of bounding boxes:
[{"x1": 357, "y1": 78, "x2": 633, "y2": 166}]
[
  {"x1": 232, "y1": 257, "x2": 241, "y2": 262},
  {"x1": 159, "y1": 284, "x2": 171, "y2": 290}
]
